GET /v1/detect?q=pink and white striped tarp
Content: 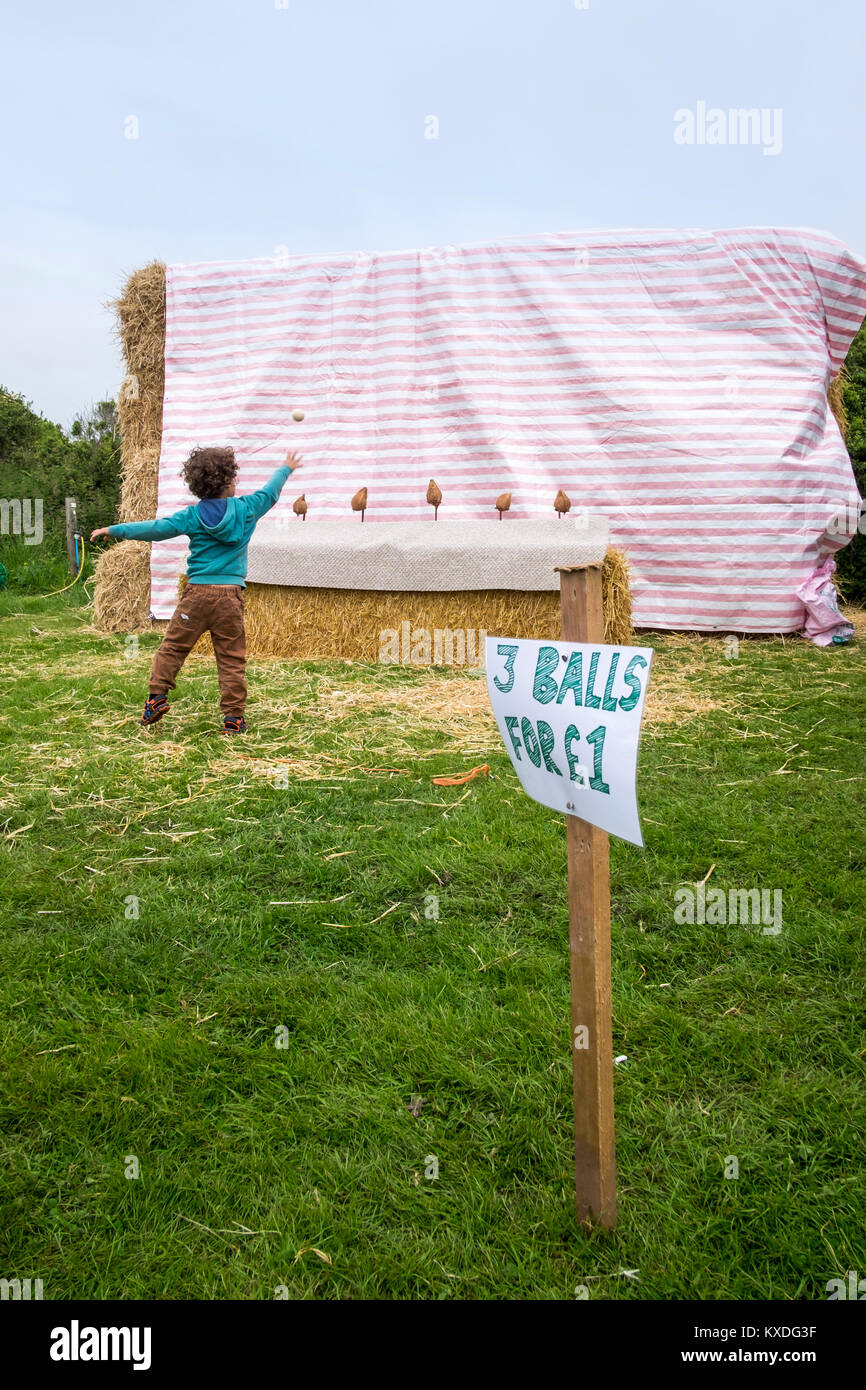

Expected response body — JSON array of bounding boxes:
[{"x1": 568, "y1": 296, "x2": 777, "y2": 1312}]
[{"x1": 151, "y1": 227, "x2": 866, "y2": 629}]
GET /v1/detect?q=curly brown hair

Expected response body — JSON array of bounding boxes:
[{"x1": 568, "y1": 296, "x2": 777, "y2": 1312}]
[{"x1": 183, "y1": 446, "x2": 238, "y2": 500}]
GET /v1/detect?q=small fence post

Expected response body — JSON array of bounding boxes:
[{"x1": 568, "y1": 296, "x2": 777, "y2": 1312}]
[{"x1": 65, "y1": 497, "x2": 79, "y2": 575}]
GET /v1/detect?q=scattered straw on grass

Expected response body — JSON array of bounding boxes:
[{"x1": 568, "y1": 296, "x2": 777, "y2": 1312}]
[
  {"x1": 226, "y1": 756, "x2": 365, "y2": 782},
  {"x1": 643, "y1": 678, "x2": 728, "y2": 730},
  {"x1": 210, "y1": 652, "x2": 734, "y2": 784},
  {"x1": 321, "y1": 675, "x2": 490, "y2": 726},
  {"x1": 847, "y1": 604, "x2": 866, "y2": 637},
  {"x1": 316, "y1": 663, "x2": 728, "y2": 737}
]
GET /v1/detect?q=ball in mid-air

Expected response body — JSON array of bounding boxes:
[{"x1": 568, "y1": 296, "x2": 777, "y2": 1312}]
[{"x1": 292, "y1": 408, "x2": 305, "y2": 422}]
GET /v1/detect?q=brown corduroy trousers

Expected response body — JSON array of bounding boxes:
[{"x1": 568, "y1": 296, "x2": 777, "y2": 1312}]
[{"x1": 150, "y1": 584, "x2": 247, "y2": 718}]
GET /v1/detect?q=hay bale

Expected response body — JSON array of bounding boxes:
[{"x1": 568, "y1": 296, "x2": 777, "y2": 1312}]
[
  {"x1": 111, "y1": 261, "x2": 166, "y2": 517},
  {"x1": 240, "y1": 546, "x2": 632, "y2": 663},
  {"x1": 93, "y1": 263, "x2": 166, "y2": 632},
  {"x1": 601, "y1": 546, "x2": 632, "y2": 645},
  {"x1": 91, "y1": 540, "x2": 153, "y2": 633}
]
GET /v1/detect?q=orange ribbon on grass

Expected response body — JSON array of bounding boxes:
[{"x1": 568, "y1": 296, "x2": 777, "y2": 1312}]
[{"x1": 431, "y1": 764, "x2": 490, "y2": 787}]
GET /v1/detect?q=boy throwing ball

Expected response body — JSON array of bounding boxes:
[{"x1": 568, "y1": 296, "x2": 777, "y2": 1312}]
[{"x1": 91, "y1": 446, "x2": 301, "y2": 732}]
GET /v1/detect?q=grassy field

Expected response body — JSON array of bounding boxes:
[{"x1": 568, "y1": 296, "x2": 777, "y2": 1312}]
[{"x1": 0, "y1": 587, "x2": 863, "y2": 1301}]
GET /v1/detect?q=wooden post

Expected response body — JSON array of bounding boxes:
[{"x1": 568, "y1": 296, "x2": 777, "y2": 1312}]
[
  {"x1": 557, "y1": 564, "x2": 616, "y2": 1229},
  {"x1": 65, "y1": 497, "x2": 79, "y2": 575}
]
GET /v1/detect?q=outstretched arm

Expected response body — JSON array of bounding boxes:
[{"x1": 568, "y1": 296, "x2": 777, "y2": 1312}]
[
  {"x1": 91, "y1": 508, "x2": 192, "y2": 543},
  {"x1": 243, "y1": 451, "x2": 302, "y2": 523}
]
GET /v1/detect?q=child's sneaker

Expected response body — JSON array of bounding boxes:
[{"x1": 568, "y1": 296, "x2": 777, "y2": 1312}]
[
  {"x1": 221, "y1": 715, "x2": 247, "y2": 734},
  {"x1": 141, "y1": 695, "x2": 170, "y2": 726}
]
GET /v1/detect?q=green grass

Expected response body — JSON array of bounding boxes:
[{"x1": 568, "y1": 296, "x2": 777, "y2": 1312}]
[
  {"x1": 0, "y1": 533, "x2": 93, "y2": 595},
  {"x1": 0, "y1": 593, "x2": 863, "y2": 1300}
]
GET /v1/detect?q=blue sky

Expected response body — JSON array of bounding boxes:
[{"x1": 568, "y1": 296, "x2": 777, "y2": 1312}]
[{"x1": 2, "y1": 0, "x2": 864, "y2": 425}]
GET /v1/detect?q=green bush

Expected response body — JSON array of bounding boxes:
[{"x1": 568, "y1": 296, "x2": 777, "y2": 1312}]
[
  {"x1": 0, "y1": 387, "x2": 121, "y2": 594},
  {"x1": 836, "y1": 323, "x2": 866, "y2": 601},
  {"x1": 0, "y1": 534, "x2": 74, "y2": 594}
]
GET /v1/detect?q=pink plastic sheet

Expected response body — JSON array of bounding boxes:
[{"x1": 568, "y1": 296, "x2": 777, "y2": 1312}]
[{"x1": 150, "y1": 227, "x2": 866, "y2": 631}]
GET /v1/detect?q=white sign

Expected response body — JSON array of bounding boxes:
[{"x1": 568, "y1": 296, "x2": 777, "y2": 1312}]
[{"x1": 485, "y1": 636, "x2": 653, "y2": 847}]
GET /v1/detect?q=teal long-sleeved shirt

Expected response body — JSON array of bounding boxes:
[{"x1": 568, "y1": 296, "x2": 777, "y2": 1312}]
[{"x1": 108, "y1": 465, "x2": 292, "y2": 587}]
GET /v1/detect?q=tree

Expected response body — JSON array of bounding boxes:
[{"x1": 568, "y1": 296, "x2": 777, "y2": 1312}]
[{"x1": 0, "y1": 387, "x2": 122, "y2": 539}]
